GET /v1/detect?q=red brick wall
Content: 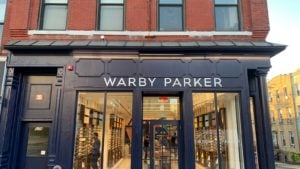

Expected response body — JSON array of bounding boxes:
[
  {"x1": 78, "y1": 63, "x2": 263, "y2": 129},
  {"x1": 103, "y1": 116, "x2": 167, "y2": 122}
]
[
  {"x1": 28, "y1": 0, "x2": 41, "y2": 30},
  {"x1": 250, "y1": 0, "x2": 270, "y2": 39},
  {"x1": 68, "y1": 0, "x2": 96, "y2": 30},
  {"x1": 126, "y1": 0, "x2": 149, "y2": 31},
  {"x1": 186, "y1": 0, "x2": 214, "y2": 31},
  {"x1": 1, "y1": 0, "x2": 271, "y2": 46}
]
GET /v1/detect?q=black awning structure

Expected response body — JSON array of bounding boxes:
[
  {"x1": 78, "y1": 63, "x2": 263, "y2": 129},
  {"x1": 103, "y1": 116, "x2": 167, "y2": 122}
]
[{"x1": 5, "y1": 40, "x2": 286, "y2": 56}]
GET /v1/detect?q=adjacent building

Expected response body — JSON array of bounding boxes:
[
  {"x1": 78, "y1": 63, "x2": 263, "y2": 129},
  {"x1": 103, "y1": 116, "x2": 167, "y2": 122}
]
[
  {"x1": 0, "y1": 0, "x2": 285, "y2": 169},
  {"x1": 268, "y1": 74, "x2": 300, "y2": 162}
]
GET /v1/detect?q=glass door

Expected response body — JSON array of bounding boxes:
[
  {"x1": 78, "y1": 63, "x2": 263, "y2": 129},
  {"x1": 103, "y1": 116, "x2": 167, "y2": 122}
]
[
  {"x1": 18, "y1": 123, "x2": 51, "y2": 169},
  {"x1": 142, "y1": 96, "x2": 181, "y2": 169}
]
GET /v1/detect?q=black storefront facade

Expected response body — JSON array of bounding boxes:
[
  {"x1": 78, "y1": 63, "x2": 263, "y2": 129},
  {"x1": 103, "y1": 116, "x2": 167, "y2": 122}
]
[{"x1": 0, "y1": 40, "x2": 285, "y2": 169}]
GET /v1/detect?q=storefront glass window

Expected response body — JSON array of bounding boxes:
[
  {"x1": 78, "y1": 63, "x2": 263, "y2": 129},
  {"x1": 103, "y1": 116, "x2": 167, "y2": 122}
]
[
  {"x1": 193, "y1": 93, "x2": 244, "y2": 169},
  {"x1": 216, "y1": 93, "x2": 244, "y2": 169},
  {"x1": 250, "y1": 97, "x2": 260, "y2": 168},
  {"x1": 73, "y1": 92, "x2": 105, "y2": 169},
  {"x1": 143, "y1": 96, "x2": 180, "y2": 120},
  {"x1": 103, "y1": 92, "x2": 132, "y2": 169},
  {"x1": 73, "y1": 92, "x2": 132, "y2": 169}
]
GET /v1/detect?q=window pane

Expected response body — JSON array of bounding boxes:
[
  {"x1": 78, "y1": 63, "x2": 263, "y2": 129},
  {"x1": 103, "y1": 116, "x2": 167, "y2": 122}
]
[
  {"x1": 217, "y1": 93, "x2": 244, "y2": 169},
  {"x1": 193, "y1": 93, "x2": 219, "y2": 168},
  {"x1": 250, "y1": 97, "x2": 260, "y2": 169},
  {"x1": 160, "y1": 0, "x2": 182, "y2": 5},
  {"x1": 0, "y1": 23, "x2": 3, "y2": 44},
  {"x1": 215, "y1": 0, "x2": 237, "y2": 5},
  {"x1": 215, "y1": 6, "x2": 239, "y2": 31},
  {"x1": 101, "y1": 0, "x2": 123, "y2": 4},
  {"x1": 143, "y1": 96, "x2": 180, "y2": 120},
  {"x1": 73, "y1": 92, "x2": 105, "y2": 169},
  {"x1": 0, "y1": 0, "x2": 6, "y2": 22},
  {"x1": 100, "y1": 6, "x2": 123, "y2": 31},
  {"x1": 159, "y1": 7, "x2": 182, "y2": 31},
  {"x1": 103, "y1": 93, "x2": 132, "y2": 169},
  {"x1": 26, "y1": 125, "x2": 50, "y2": 157},
  {"x1": 45, "y1": 0, "x2": 68, "y2": 4},
  {"x1": 42, "y1": 5, "x2": 67, "y2": 30}
]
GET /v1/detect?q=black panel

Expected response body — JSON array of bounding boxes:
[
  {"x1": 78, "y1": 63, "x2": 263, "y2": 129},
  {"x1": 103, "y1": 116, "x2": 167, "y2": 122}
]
[
  {"x1": 189, "y1": 59, "x2": 215, "y2": 77},
  {"x1": 216, "y1": 59, "x2": 242, "y2": 77},
  {"x1": 140, "y1": 60, "x2": 187, "y2": 77},
  {"x1": 107, "y1": 59, "x2": 137, "y2": 77},
  {"x1": 75, "y1": 59, "x2": 105, "y2": 77},
  {"x1": 28, "y1": 84, "x2": 52, "y2": 109},
  {"x1": 23, "y1": 76, "x2": 56, "y2": 119}
]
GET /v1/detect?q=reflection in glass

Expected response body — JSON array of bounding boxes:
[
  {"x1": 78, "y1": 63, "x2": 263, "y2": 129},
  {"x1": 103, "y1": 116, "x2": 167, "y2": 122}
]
[
  {"x1": 217, "y1": 93, "x2": 244, "y2": 169},
  {"x1": 215, "y1": 0, "x2": 237, "y2": 5},
  {"x1": 250, "y1": 97, "x2": 259, "y2": 168},
  {"x1": 142, "y1": 96, "x2": 180, "y2": 169},
  {"x1": 193, "y1": 93, "x2": 219, "y2": 168},
  {"x1": 152, "y1": 123, "x2": 178, "y2": 169},
  {"x1": 143, "y1": 96, "x2": 180, "y2": 120},
  {"x1": 193, "y1": 93, "x2": 244, "y2": 169},
  {"x1": 215, "y1": 6, "x2": 239, "y2": 31},
  {"x1": 73, "y1": 92, "x2": 105, "y2": 169},
  {"x1": 0, "y1": 0, "x2": 7, "y2": 22},
  {"x1": 159, "y1": 6, "x2": 183, "y2": 31},
  {"x1": 73, "y1": 92, "x2": 132, "y2": 169},
  {"x1": 42, "y1": 5, "x2": 67, "y2": 30},
  {"x1": 26, "y1": 126, "x2": 50, "y2": 156},
  {"x1": 103, "y1": 93, "x2": 132, "y2": 169},
  {"x1": 100, "y1": 6, "x2": 123, "y2": 31}
]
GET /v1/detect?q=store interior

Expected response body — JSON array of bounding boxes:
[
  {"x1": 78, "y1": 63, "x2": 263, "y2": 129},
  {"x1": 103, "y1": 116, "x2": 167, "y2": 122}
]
[{"x1": 73, "y1": 92, "x2": 133, "y2": 169}]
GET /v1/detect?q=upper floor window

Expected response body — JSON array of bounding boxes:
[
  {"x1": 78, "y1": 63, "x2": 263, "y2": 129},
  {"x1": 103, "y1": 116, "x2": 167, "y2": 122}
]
[
  {"x1": 40, "y1": 0, "x2": 68, "y2": 30},
  {"x1": 280, "y1": 131, "x2": 286, "y2": 146},
  {"x1": 295, "y1": 83, "x2": 300, "y2": 96},
  {"x1": 0, "y1": 0, "x2": 7, "y2": 45},
  {"x1": 289, "y1": 131, "x2": 295, "y2": 147},
  {"x1": 272, "y1": 131, "x2": 278, "y2": 147},
  {"x1": 99, "y1": 0, "x2": 124, "y2": 31},
  {"x1": 284, "y1": 87, "x2": 288, "y2": 99},
  {"x1": 287, "y1": 107, "x2": 292, "y2": 119},
  {"x1": 158, "y1": 0, "x2": 183, "y2": 31},
  {"x1": 278, "y1": 109, "x2": 283, "y2": 123},
  {"x1": 276, "y1": 90, "x2": 280, "y2": 101},
  {"x1": 215, "y1": 0, "x2": 239, "y2": 31},
  {"x1": 268, "y1": 92, "x2": 272, "y2": 102},
  {"x1": 271, "y1": 111, "x2": 275, "y2": 122}
]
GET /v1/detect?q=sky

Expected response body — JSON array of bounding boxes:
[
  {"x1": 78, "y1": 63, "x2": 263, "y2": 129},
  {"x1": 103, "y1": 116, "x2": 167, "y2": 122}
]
[{"x1": 266, "y1": 0, "x2": 300, "y2": 79}]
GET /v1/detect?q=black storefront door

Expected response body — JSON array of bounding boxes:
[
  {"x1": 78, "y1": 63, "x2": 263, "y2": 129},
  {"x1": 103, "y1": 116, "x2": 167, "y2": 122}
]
[
  {"x1": 18, "y1": 123, "x2": 51, "y2": 169},
  {"x1": 143, "y1": 120, "x2": 180, "y2": 169}
]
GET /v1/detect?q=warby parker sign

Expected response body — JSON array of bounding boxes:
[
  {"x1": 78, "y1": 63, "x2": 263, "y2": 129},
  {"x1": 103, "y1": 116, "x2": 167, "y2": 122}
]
[{"x1": 103, "y1": 77, "x2": 223, "y2": 88}]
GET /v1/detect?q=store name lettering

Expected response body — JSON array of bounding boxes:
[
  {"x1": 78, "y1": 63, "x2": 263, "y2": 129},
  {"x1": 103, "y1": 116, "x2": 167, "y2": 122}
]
[{"x1": 104, "y1": 77, "x2": 223, "y2": 88}]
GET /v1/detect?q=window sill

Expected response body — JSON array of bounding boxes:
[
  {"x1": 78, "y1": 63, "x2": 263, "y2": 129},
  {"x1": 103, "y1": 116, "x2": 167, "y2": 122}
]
[{"x1": 28, "y1": 30, "x2": 252, "y2": 37}]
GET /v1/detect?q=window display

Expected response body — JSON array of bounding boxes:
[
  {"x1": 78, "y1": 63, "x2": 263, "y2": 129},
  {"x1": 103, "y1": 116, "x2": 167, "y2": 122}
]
[
  {"x1": 193, "y1": 93, "x2": 244, "y2": 169},
  {"x1": 73, "y1": 92, "x2": 132, "y2": 169},
  {"x1": 73, "y1": 93, "x2": 105, "y2": 169}
]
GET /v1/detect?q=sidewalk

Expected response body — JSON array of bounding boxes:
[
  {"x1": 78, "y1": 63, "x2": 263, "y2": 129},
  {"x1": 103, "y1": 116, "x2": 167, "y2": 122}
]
[{"x1": 275, "y1": 162, "x2": 300, "y2": 169}]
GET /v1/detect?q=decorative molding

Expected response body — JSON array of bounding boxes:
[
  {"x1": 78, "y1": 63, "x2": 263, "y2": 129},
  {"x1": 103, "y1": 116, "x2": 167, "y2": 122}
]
[
  {"x1": 256, "y1": 68, "x2": 269, "y2": 76},
  {"x1": 56, "y1": 67, "x2": 64, "y2": 86},
  {"x1": 28, "y1": 30, "x2": 253, "y2": 37}
]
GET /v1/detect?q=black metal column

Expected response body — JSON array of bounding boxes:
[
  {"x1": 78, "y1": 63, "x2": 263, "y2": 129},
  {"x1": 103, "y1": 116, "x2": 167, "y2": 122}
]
[
  {"x1": 131, "y1": 89, "x2": 142, "y2": 169},
  {"x1": 255, "y1": 69, "x2": 275, "y2": 169},
  {"x1": 0, "y1": 67, "x2": 22, "y2": 169},
  {"x1": 182, "y1": 90, "x2": 195, "y2": 169}
]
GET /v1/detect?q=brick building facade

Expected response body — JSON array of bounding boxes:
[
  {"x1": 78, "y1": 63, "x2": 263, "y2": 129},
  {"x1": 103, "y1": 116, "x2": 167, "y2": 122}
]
[{"x1": 0, "y1": 0, "x2": 285, "y2": 169}]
